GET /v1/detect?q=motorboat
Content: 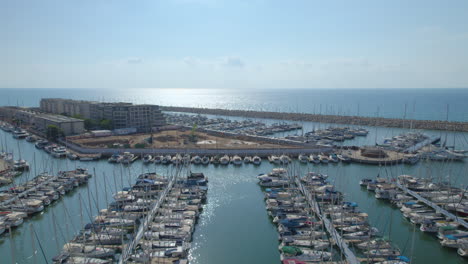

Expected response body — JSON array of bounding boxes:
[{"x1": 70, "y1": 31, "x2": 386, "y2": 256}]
[
  {"x1": 191, "y1": 155, "x2": 202, "y2": 165},
  {"x1": 13, "y1": 159, "x2": 29, "y2": 171},
  {"x1": 279, "y1": 155, "x2": 291, "y2": 165},
  {"x1": 328, "y1": 153, "x2": 339, "y2": 163},
  {"x1": 12, "y1": 130, "x2": 29, "y2": 139},
  {"x1": 220, "y1": 155, "x2": 230, "y2": 165},
  {"x1": 119, "y1": 152, "x2": 136, "y2": 164},
  {"x1": 269, "y1": 155, "x2": 281, "y2": 164},
  {"x1": 318, "y1": 154, "x2": 329, "y2": 164},
  {"x1": 252, "y1": 156, "x2": 262, "y2": 165},
  {"x1": 52, "y1": 147, "x2": 68, "y2": 158},
  {"x1": 298, "y1": 154, "x2": 309, "y2": 163},
  {"x1": 153, "y1": 155, "x2": 162, "y2": 164},
  {"x1": 309, "y1": 154, "x2": 320, "y2": 164},
  {"x1": 337, "y1": 154, "x2": 352, "y2": 163},
  {"x1": 161, "y1": 155, "x2": 171, "y2": 165},
  {"x1": 108, "y1": 153, "x2": 120, "y2": 163},
  {"x1": 231, "y1": 155, "x2": 242, "y2": 165},
  {"x1": 35, "y1": 140, "x2": 49, "y2": 149},
  {"x1": 201, "y1": 156, "x2": 210, "y2": 165},
  {"x1": 142, "y1": 154, "x2": 153, "y2": 164}
]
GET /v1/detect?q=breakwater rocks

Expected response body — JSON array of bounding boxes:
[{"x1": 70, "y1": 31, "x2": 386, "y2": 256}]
[{"x1": 161, "y1": 106, "x2": 468, "y2": 132}]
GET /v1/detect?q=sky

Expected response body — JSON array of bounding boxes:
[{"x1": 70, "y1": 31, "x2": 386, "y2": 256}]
[{"x1": 1, "y1": 0, "x2": 468, "y2": 89}]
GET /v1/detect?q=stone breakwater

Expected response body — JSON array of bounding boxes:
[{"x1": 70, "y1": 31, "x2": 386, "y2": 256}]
[{"x1": 161, "y1": 106, "x2": 468, "y2": 132}]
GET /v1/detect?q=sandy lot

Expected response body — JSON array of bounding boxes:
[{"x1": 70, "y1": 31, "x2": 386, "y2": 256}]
[{"x1": 71, "y1": 129, "x2": 293, "y2": 149}]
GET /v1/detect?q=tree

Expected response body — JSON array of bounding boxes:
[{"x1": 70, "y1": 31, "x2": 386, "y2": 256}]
[
  {"x1": 189, "y1": 124, "x2": 198, "y2": 142},
  {"x1": 72, "y1": 114, "x2": 84, "y2": 119},
  {"x1": 99, "y1": 119, "x2": 113, "y2": 130},
  {"x1": 84, "y1": 119, "x2": 98, "y2": 130},
  {"x1": 46, "y1": 125, "x2": 64, "y2": 141}
]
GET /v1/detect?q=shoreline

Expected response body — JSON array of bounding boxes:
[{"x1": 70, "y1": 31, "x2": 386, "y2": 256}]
[{"x1": 161, "y1": 106, "x2": 468, "y2": 132}]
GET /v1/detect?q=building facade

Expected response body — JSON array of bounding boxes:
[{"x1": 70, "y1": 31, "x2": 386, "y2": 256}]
[
  {"x1": 0, "y1": 106, "x2": 84, "y2": 135},
  {"x1": 40, "y1": 98, "x2": 95, "y2": 118},
  {"x1": 40, "y1": 99, "x2": 166, "y2": 132}
]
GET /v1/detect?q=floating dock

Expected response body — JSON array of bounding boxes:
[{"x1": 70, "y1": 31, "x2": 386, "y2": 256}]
[
  {"x1": 119, "y1": 174, "x2": 177, "y2": 263},
  {"x1": 295, "y1": 178, "x2": 360, "y2": 264},
  {"x1": 396, "y1": 182, "x2": 468, "y2": 229}
]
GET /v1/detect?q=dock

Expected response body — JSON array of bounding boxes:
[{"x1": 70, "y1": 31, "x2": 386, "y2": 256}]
[
  {"x1": 0, "y1": 174, "x2": 58, "y2": 207},
  {"x1": 119, "y1": 174, "x2": 177, "y2": 263},
  {"x1": 403, "y1": 135, "x2": 441, "y2": 153},
  {"x1": 295, "y1": 178, "x2": 360, "y2": 264},
  {"x1": 396, "y1": 182, "x2": 468, "y2": 229}
]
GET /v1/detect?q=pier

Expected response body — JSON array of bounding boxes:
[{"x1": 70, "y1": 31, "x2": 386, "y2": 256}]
[
  {"x1": 403, "y1": 135, "x2": 441, "y2": 153},
  {"x1": 161, "y1": 106, "x2": 468, "y2": 132},
  {"x1": 0, "y1": 174, "x2": 58, "y2": 207},
  {"x1": 119, "y1": 173, "x2": 177, "y2": 264},
  {"x1": 396, "y1": 182, "x2": 468, "y2": 229},
  {"x1": 295, "y1": 178, "x2": 360, "y2": 264}
]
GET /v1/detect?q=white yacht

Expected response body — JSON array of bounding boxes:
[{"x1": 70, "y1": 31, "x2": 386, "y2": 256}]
[
  {"x1": 52, "y1": 147, "x2": 68, "y2": 158},
  {"x1": 13, "y1": 159, "x2": 29, "y2": 171},
  {"x1": 231, "y1": 155, "x2": 242, "y2": 165}
]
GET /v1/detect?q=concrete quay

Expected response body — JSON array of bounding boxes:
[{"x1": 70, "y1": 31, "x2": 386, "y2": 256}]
[{"x1": 161, "y1": 106, "x2": 468, "y2": 132}]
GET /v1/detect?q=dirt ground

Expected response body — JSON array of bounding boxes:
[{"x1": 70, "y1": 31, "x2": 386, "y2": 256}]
[{"x1": 70, "y1": 130, "x2": 292, "y2": 149}]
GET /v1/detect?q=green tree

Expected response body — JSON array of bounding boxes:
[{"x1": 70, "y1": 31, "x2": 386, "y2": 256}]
[
  {"x1": 84, "y1": 119, "x2": 98, "y2": 130},
  {"x1": 189, "y1": 124, "x2": 198, "y2": 142},
  {"x1": 46, "y1": 125, "x2": 64, "y2": 141},
  {"x1": 99, "y1": 119, "x2": 113, "y2": 130},
  {"x1": 72, "y1": 114, "x2": 84, "y2": 119}
]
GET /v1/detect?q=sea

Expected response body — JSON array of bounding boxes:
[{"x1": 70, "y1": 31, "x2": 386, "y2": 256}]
[{"x1": 1, "y1": 88, "x2": 468, "y2": 264}]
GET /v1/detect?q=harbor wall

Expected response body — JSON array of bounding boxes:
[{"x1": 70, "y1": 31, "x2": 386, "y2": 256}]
[{"x1": 161, "y1": 106, "x2": 468, "y2": 132}]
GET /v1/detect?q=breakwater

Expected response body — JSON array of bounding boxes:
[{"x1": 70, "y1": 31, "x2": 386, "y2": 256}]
[{"x1": 161, "y1": 106, "x2": 468, "y2": 132}]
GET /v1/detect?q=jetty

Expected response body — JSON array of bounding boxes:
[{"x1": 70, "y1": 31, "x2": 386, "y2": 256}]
[
  {"x1": 119, "y1": 172, "x2": 177, "y2": 263},
  {"x1": 403, "y1": 135, "x2": 441, "y2": 153},
  {"x1": 396, "y1": 182, "x2": 468, "y2": 229},
  {"x1": 0, "y1": 174, "x2": 58, "y2": 207},
  {"x1": 161, "y1": 106, "x2": 468, "y2": 132},
  {"x1": 295, "y1": 178, "x2": 360, "y2": 264}
]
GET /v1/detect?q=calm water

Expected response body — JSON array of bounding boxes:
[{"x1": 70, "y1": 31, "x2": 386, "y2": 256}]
[
  {"x1": 1, "y1": 88, "x2": 468, "y2": 121},
  {"x1": 1, "y1": 88, "x2": 468, "y2": 264}
]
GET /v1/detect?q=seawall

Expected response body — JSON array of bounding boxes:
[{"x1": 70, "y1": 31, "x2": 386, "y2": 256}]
[{"x1": 161, "y1": 106, "x2": 468, "y2": 132}]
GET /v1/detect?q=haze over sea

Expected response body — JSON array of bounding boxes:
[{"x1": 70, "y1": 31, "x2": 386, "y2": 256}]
[{"x1": 0, "y1": 88, "x2": 467, "y2": 122}]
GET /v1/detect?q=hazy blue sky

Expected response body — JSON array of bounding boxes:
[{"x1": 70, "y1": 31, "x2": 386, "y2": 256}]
[{"x1": 1, "y1": 0, "x2": 468, "y2": 89}]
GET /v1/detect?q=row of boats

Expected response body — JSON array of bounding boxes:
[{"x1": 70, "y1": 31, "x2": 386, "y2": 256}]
[
  {"x1": 304, "y1": 127, "x2": 369, "y2": 142},
  {"x1": 296, "y1": 153, "x2": 351, "y2": 164},
  {"x1": 125, "y1": 172, "x2": 208, "y2": 263},
  {"x1": 257, "y1": 168, "x2": 407, "y2": 263},
  {"x1": 52, "y1": 172, "x2": 173, "y2": 264},
  {"x1": 52, "y1": 171, "x2": 207, "y2": 264},
  {"x1": 0, "y1": 123, "x2": 101, "y2": 162},
  {"x1": 110, "y1": 153, "x2": 264, "y2": 166},
  {"x1": 0, "y1": 152, "x2": 28, "y2": 186},
  {"x1": 0, "y1": 169, "x2": 91, "y2": 236},
  {"x1": 166, "y1": 113, "x2": 303, "y2": 136},
  {"x1": 360, "y1": 175, "x2": 468, "y2": 258}
]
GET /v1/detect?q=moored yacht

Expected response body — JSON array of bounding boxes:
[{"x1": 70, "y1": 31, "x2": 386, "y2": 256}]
[
  {"x1": 220, "y1": 155, "x2": 230, "y2": 165},
  {"x1": 252, "y1": 156, "x2": 262, "y2": 165},
  {"x1": 231, "y1": 155, "x2": 242, "y2": 165},
  {"x1": 52, "y1": 147, "x2": 68, "y2": 158},
  {"x1": 142, "y1": 154, "x2": 153, "y2": 164},
  {"x1": 13, "y1": 159, "x2": 29, "y2": 171}
]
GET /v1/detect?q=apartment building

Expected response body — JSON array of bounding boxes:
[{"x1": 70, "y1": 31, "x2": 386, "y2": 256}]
[{"x1": 40, "y1": 99, "x2": 166, "y2": 132}]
